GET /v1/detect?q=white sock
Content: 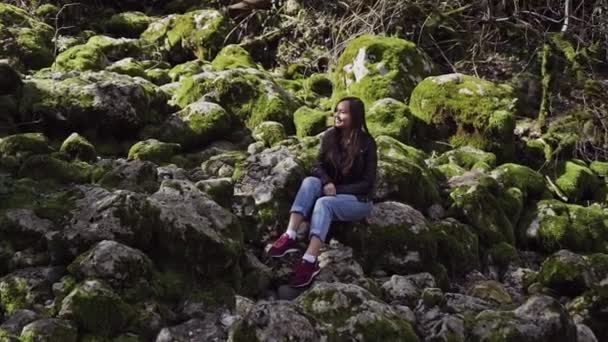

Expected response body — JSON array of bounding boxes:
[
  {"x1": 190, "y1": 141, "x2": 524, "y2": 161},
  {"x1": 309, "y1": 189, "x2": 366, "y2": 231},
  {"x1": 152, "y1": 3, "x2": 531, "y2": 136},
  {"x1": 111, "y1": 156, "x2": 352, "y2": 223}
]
[
  {"x1": 302, "y1": 253, "x2": 317, "y2": 263},
  {"x1": 285, "y1": 228, "x2": 296, "y2": 239}
]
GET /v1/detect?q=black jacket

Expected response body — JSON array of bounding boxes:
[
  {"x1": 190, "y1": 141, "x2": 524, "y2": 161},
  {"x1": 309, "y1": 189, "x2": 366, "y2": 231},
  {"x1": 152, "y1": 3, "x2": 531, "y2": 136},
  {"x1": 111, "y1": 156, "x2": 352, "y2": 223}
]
[{"x1": 312, "y1": 127, "x2": 377, "y2": 202}]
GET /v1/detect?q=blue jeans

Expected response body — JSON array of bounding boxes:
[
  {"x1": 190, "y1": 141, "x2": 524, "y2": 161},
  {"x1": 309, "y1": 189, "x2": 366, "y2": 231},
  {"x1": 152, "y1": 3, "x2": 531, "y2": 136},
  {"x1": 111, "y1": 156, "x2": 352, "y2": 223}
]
[{"x1": 290, "y1": 176, "x2": 373, "y2": 242}]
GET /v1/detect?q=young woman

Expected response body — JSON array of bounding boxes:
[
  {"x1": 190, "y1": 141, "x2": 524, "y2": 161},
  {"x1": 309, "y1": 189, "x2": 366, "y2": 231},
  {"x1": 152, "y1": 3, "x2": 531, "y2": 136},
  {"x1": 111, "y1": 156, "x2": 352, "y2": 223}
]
[{"x1": 267, "y1": 96, "x2": 378, "y2": 288}]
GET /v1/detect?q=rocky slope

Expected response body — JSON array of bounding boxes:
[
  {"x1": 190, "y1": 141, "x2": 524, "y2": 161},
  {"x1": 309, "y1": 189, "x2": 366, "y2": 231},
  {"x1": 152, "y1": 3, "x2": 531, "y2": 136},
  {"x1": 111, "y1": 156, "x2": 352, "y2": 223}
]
[{"x1": 0, "y1": 1, "x2": 607, "y2": 341}]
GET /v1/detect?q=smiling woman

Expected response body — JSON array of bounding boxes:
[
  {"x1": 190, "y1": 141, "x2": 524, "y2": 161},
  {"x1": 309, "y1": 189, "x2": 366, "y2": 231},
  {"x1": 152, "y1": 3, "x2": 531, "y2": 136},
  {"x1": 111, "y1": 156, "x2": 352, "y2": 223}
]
[{"x1": 266, "y1": 96, "x2": 378, "y2": 288}]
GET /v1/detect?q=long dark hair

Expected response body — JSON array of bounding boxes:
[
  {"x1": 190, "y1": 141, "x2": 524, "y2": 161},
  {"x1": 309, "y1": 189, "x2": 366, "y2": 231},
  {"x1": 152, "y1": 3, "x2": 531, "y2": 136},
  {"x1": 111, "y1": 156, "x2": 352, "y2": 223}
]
[{"x1": 327, "y1": 96, "x2": 371, "y2": 177}]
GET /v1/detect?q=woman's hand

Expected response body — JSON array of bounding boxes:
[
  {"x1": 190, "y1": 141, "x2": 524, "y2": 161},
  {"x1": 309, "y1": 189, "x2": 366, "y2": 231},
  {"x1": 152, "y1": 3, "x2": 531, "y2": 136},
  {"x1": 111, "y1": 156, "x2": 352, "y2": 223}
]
[{"x1": 323, "y1": 182, "x2": 336, "y2": 196}]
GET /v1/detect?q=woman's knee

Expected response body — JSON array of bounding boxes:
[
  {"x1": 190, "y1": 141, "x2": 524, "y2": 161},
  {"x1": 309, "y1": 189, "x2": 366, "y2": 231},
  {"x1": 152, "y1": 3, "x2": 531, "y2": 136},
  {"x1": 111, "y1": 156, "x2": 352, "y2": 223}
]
[{"x1": 302, "y1": 176, "x2": 322, "y2": 190}]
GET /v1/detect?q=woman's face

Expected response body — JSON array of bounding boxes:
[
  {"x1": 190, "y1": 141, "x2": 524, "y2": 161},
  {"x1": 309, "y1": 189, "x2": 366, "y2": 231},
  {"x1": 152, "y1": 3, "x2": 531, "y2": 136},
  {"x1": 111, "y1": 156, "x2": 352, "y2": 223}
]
[{"x1": 334, "y1": 101, "x2": 352, "y2": 129}]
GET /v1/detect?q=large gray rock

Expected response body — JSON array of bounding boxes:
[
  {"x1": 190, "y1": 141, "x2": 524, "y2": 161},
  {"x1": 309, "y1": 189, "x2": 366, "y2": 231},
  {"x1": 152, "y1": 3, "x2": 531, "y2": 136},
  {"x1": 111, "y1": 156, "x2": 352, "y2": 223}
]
[
  {"x1": 232, "y1": 146, "x2": 305, "y2": 239},
  {"x1": 97, "y1": 158, "x2": 160, "y2": 193},
  {"x1": 228, "y1": 300, "x2": 320, "y2": 341},
  {"x1": 0, "y1": 267, "x2": 64, "y2": 315},
  {"x1": 148, "y1": 179, "x2": 242, "y2": 278},
  {"x1": 156, "y1": 316, "x2": 227, "y2": 342},
  {"x1": 0, "y1": 309, "x2": 39, "y2": 336},
  {"x1": 19, "y1": 318, "x2": 77, "y2": 342},
  {"x1": 67, "y1": 240, "x2": 153, "y2": 289},
  {"x1": 47, "y1": 185, "x2": 156, "y2": 262},
  {"x1": 470, "y1": 295, "x2": 577, "y2": 342},
  {"x1": 19, "y1": 71, "x2": 171, "y2": 139},
  {"x1": 337, "y1": 201, "x2": 438, "y2": 275},
  {"x1": 382, "y1": 273, "x2": 437, "y2": 306},
  {"x1": 296, "y1": 282, "x2": 418, "y2": 341}
]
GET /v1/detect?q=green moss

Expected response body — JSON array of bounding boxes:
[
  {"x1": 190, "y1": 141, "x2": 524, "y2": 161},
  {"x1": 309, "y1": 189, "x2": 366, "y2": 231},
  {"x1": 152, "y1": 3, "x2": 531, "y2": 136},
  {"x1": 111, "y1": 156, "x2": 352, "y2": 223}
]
[
  {"x1": 141, "y1": 10, "x2": 229, "y2": 63},
  {"x1": 367, "y1": 98, "x2": 413, "y2": 143},
  {"x1": 488, "y1": 242, "x2": 519, "y2": 268},
  {"x1": 85, "y1": 35, "x2": 143, "y2": 62},
  {"x1": 305, "y1": 73, "x2": 333, "y2": 97},
  {"x1": 491, "y1": 163, "x2": 546, "y2": 200},
  {"x1": 410, "y1": 73, "x2": 516, "y2": 158},
  {"x1": 431, "y1": 146, "x2": 497, "y2": 171},
  {"x1": 252, "y1": 121, "x2": 287, "y2": 147},
  {"x1": 168, "y1": 60, "x2": 207, "y2": 81},
  {"x1": 212, "y1": 44, "x2": 257, "y2": 70},
  {"x1": 376, "y1": 135, "x2": 440, "y2": 210},
  {"x1": 145, "y1": 68, "x2": 171, "y2": 85},
  {"x1": 0, "y1": 4, "x2": 54, "y2": 70},
  {"x1": 18, "y1": 155, "x2": 92, "y2": 184},
  {"x1": 128, "y1": 139, "x2": 181, "y2": 164},
  {"x1": 293, "y1": 106, "x2": 328, "y2": 138},
  {"x1": 20, "y1": 319, "x2": 78, "y2": 342},
  {"x1": 449, "y1": 177, "x2": 515, "y2": 246},
  {"x1": 0, "y1": 132, "x2": 51, "y2": 163},
  {"x1": 553, "y1": 160, "x2": 605, "y2": 203},
  {"x1": 538, "y1": 251, "x2": 590, "y2": 296},
  {"x1": 171, "y1": 69, "x2": 299, "y2": 133},
  {"x1": 104, "y1": 11, "x2": 153, "y2": 38},
  {"x1": 53, "y1": 44, "x2": 109, "y2": 72},
  {"x1": 60, "y1": 133, "x2": 97, "y2": 162},
  {"x1": 0, "y1": 276, "x2": 29, "y2": 315},
  {"x1": 106, "y1": 58, "x2": 146, "y2": 78},
  {"x1": 35, "y1": 4, "x2": 59, "y2": 21},
  {"x1": 590, "y1": 161, "x2": 608, "y2": 178},
  {"x1": 357, "y1": 318, "x2": 419, "y2": 342},
  {"x1": 432, "y1": 219, "x2": 480, "y2": 276},
  {"x1": 519, "y1": 200, "x2": 608, "y2": 253},
  {"x1": 333, "y1": 34, "x2": 434, "y2": 106},
  {"x1": 159, "y1": 101, "x2": 232, "y2": 150},
  {"x1": 60, "y1": 280, "x2": 135, "y2": 336}
]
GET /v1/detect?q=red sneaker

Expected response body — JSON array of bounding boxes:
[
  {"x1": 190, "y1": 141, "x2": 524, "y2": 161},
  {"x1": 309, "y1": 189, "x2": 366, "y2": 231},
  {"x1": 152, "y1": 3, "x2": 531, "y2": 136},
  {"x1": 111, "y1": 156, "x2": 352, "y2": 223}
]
[
  {"x1": 267, "y1": 233, "x2": 299, "y2": 258},
  {"x1": 289, "y1": 259, "x2": 321, "y2": 288}
]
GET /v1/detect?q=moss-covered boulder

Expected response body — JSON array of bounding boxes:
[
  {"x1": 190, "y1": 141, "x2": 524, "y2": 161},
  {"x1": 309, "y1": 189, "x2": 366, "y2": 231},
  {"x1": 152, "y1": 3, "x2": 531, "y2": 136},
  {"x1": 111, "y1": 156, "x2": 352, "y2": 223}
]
[
  {"x1": 297, "y1": 282, "x2": 419, "y2": 341},
  {"x1": 148, "y1": 180, "x2": 243, "y2": 281},
  {"x1": 449, "y1": 175, "x2": 515, "y2": 246},
  {"x1": 551, "y1": 160, "x2": 605, "y2": 204},
  {"x1": 409, "y1": 73, "x2": 517, "y2": 158},
  {"x1": 168, "y1": 60, "x2": 208, "y2": 82},
  {"x1": 19, "y1": 155, "x2": 93, "y2": 184},
  {"x1": 145, "y1": 68, "x2": 171, "y2": 86},
  {"x1": 590, "y1": 161, "x2": 608, "y2": 178},
  {"x1": 366, "y1": 98, "x2": 413, "y2": 143},
  {"x1": 305, "y1": 73, "x2": 333, "y2": 98},
  {"x1": 337, "y1": 201, "x2": 437, "y2": 275},
  {"x1": 34, "y1": 4, "x2": 59, "y2": 24},
  {"x1": 140, "y1": 10, "x2": 230, "y2": 63},
  {"x1": 252, "y1": 121, "x2": 287, "y2": 147},
  {"x1": 466, "y1": 280, "x2": 512, "y2": 304},
  {"x1": 432, "y1": 218, "x2": 480, "y2": 277},
  {"x1": 86, "y1": 35, "x2": 143, "y2": 62},
  {"x1": 20, "y1": 318, "x2": 77, "y2": 342},
  {"x1": 52, "y1": 44, "x2": 109, "y2": 72},
  {"x1": 128, "y1": 139, "x2": 181, "y2": 164},
  {"x1": 171, "y1": 69, "x2": 300, "y2": 132},
  {"x1": 470, "y1": 295, "x2": 577, "y2": 341},
  {"x1": 60, "y1": 133, "x2": 97, "y2": 163},
  {"x1": 68, "y1": 240, "x2": 153, "y2": 291},
  {"x1": 537, "y1": 250, "x2": 594, "y2": 297},
  {"x1": 0, "y1": 133, "x2": 51, "y2": 165},
  {"x1": 211, "y1": 44, "x2": 258, "y2": 70},
  {"x1": 429, "y1": 146, "x2": 496, "y2": 173},
  {"x1": 293, "y1": 106, "x2": 328, "y2": 138},
  {"x1": 157, "y1": 100, "x2": 232, "y2": 150},
  {"x1": 97, "y1": 159, "x2": 159, "y2": 194},
  {"x1": 375, "y1": 135, "x2": 440, "y2": 210},
  {"x1": 518, "y1": 200, "x2": 608, "y2": 253},
  {"x1": 491, "y1": 163, "x2": 548, "y2": 201},
  {"x1": 104, "y1": 11, "x2": 154, "y2": 38},
  {"x1": 106, "y1": 58, "x2": 146, "y2": 78},
  {"x1": 0, "y1": 267, "x2": 62, "y2": 316},
  {"x1": 0, "y1": 4, "x2": 54, "y2": 70},
  {"x1": 19, "y1": 71, "x2": 171, "y2": 139},
  {"x1": 333, "y1": 34, "x2": 434, "y2": 106},
  {"x1": 59, "y1": 279, "x2": 135, "y2": 336}
]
